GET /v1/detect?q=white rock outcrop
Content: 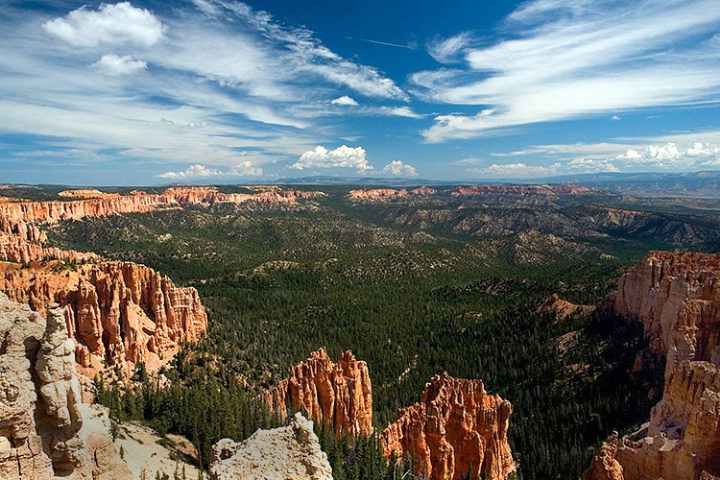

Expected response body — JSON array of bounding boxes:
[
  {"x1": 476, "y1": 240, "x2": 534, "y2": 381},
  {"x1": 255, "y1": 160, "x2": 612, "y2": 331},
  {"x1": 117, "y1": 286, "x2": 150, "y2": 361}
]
[
  {"x1": 0, "y1": 292, "x2": 132, "y2": 480},
  {"x1": 210, "y1": 412, "x2": 333, "y2": 480}
]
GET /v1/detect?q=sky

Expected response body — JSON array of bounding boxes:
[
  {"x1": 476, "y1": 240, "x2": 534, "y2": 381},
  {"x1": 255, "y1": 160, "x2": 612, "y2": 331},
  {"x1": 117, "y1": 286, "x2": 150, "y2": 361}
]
[{"x1": 1, "y1": 0, "x2": 719, "y2": 185}]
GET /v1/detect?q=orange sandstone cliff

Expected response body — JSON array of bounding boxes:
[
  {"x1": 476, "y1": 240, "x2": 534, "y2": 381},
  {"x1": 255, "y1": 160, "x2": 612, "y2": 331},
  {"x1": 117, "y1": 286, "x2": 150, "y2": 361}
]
[
  {"x1": 584, "y1": 251, "x2": 720, "y2": 480},
  {"x1": 262, "y1": 348, "x2": 373, "y2": 437},
  {"x1": 380, "y1": 373, "x2": 516, "y2": 480},
  {"x1": 0, "y1": 260, "x2": 207, "y2": 378}
]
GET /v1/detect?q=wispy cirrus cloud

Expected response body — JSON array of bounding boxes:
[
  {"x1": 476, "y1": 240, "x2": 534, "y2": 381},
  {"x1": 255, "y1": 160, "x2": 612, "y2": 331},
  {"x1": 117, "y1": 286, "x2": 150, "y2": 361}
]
[
  {"x1": 415, "y1": 0, "x2": 720, "y2": 142},
  {"x1": 0, "y1": 0, "x2": 410, "y2": 183}
]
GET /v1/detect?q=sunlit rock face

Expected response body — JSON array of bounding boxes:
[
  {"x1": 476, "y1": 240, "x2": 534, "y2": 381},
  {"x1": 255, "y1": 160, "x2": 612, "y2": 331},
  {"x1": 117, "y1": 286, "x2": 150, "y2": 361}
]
[
  {"x1": 209, "y1": 412, "x2": 333, "y2": 480},
  {"x1": 0, "y1": 260, "x2": 208, "y2": 377},
  {"x1": 380, "y1": 372, "x2": 517, "y2": 480},
  {"x1": 263, "y1": 347, "x2": 373, "y2": 437}
]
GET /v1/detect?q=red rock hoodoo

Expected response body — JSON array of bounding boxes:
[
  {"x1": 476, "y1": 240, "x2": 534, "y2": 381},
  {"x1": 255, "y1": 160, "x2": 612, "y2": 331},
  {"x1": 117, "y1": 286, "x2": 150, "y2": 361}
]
[
  {"x1": 380, "y1": 372, "x2": 516, "y2": 480},
  {"x1": 263, "y1": 348, "x2": 373, "y2": 437},
  {"x1": 584, "y1": 251, "x2": 720, "y2": 480}
]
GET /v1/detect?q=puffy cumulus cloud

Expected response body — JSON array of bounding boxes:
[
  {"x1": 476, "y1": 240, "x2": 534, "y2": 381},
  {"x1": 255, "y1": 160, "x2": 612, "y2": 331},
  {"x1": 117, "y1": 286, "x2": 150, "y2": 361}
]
[
  {"x1": 470, "y1": 162, "x2": 560, "y2": 179},
  {"x1": 91, "y1": 54, "x2": 147, "y2": 76},
  {"x1": 380, "y1": 160, "x2": 418, "y2": 177},
  {"x1": 331, "y1": 96, "x2": 359, "y2": 106},
  {"x1": 158, "y1": 164, "x2": 224, "y2": 180},
  {"x1": 158, "y1": 161, "x2": 263, "y2": 180},
  {"x1": 43, "y1": 2, "x2": 166, "y2": 48},
  {"x1": 291, "y1": 145, "x2": 372, "y2": 171},
  {"x1": 230, "y1": 160, "x2": 263, "y2": 176},
  {"x1": 567, "y1": 157, "x2": 619, "y2": 172},
  {"x1": 616, "y1": 142, "x2": 720, "y2": 167}
]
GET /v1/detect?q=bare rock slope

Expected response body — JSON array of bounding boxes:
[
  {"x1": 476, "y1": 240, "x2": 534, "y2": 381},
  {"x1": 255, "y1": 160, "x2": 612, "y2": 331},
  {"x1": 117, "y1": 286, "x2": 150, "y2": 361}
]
[{"x1": 209, "y1": 412, "x2": 332, "y2": 480}]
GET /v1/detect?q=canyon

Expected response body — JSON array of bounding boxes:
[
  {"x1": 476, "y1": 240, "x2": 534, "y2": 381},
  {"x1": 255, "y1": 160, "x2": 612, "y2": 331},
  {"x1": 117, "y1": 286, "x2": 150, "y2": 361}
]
[{"x1": 585, "y1": 251, "x2": 720, "y2": 480}]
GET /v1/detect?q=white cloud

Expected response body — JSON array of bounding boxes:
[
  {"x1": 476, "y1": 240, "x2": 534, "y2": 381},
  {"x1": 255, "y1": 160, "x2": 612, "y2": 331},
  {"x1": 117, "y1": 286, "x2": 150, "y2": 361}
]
[
  {"x1": 230, "y1": 160, "x2": 263, "y2": 176},
  {"x1": 470, "y1": 162, "x2": 560, "y2": 178},
  {"x1": 379, "y1": 106, "x2": 425, "y2": 119},
  {"x1": 611, "y1": 115, "x2": 620, "y2": 121},
  {"x1": 380, "y1": 160, "x2": 418, "y2": 177},
  {"x1": 428, "y1": 32, "x2": 474, "y2": 64},
  {"x1": 291, "y1": 145, "x2": 372, "y2": 171},
  {"x1": 43, "y1": 2, "x2": 166, "y2": 48},
  {"x1": 567, "y1": 157, "x2": 619, "y2": 172},
  {"x1": 615, "y1": 142, "x2": 720, "y2": 168},
  {"x1": 158, "y1": 164, "x2": 224, "y2": 180},
  {"x1": 413, "y1": 0, "x2": 720, "y2": 142},
  {"x1": 158, "y1": 160, "x2": 263, "y2": 180},
  {"x1": 91, "y1": 54, "x2": 147, "y2": 76},
  {"x1": 331, "y1": 96, "x2": 359, "y2": 106}
]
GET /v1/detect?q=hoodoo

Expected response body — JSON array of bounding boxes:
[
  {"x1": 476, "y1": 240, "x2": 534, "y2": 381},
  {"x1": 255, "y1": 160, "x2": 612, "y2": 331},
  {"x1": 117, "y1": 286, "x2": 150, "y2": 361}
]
[
  {"x1": 380, "y1": 372, "x2": 516, "y2": 480},
  {"x1": 263, "y1": 348, "x2": 373, "y2": 437}
]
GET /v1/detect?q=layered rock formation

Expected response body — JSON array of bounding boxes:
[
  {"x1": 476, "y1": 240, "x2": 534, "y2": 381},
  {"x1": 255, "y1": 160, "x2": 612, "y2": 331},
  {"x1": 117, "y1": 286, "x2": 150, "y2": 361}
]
[
  {"x1": 210, "y1": 412, "x2": 332, "y2": 480},
  {"x1": 585, "y1": 251, "x2": 720, "y2": 480},
  {"x1": 380, "y1": 373, "x2": 516, "y2": 480},
  {"x1": 263, "y1": 348, "x2": 373, "y2": 436},
  {"x1": 0, "y1": 292, "x2": 132, "y2": 479},
  {"x1": 607, "y1": 251, "x2": 720, "y2": 377},
  {"x1": 0, "y1": 260, "x2": 207, "y2": 377},
  {"x1": 0, "y1": 186, "x2": 323, "y2": 264}
]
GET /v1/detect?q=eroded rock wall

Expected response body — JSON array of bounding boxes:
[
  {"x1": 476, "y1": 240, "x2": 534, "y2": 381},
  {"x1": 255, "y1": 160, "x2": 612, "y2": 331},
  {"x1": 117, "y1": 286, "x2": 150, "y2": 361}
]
[
  {"x1": 585, "y1": 251, "x2": 720, "y2": 480},
  {"x1": 0, "y1": 260, "x2": 207, "y2": 377},
  {"x1": 380, "y1": 372, "x2": 516, "y2": 480},
  {"x1": 263, "y1": 348, "x2": 373, "y2": 437}
]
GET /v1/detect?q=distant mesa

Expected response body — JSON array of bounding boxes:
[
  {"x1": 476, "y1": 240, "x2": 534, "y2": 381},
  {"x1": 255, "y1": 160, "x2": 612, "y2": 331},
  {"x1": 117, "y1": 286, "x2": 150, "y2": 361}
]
[
  {"x1": 452, "y1": 184, "x2": 594, "y2": 196},
  {"x1": 348, "y1": 186, "x2": 436, "y2": 200}
]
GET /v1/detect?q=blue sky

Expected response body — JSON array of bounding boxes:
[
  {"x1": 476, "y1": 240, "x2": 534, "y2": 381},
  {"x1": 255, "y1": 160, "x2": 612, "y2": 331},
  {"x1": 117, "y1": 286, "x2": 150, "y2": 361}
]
[{"x1": 1, "y1": 0, "x2": 719, "y2": 185}]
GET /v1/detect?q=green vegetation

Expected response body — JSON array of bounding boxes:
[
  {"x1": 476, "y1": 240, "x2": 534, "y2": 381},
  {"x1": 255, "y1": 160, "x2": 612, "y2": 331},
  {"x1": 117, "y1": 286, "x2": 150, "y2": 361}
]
[{"x1": 48, "y1": 187, "x2": 711, "y2": 479}]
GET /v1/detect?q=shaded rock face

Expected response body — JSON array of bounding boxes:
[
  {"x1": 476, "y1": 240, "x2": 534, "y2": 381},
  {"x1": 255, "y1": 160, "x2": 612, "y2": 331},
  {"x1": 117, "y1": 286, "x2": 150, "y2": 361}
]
[
  {"x1": 608, "y1": 251, "x2": 720, "y2": 377},
  {"x1": 380, "y1": 373, "x2": 516, "y2": 480},
  {"x1": 209, "y1": 412, "x2": 332, "y2": 480},
  {"x1": 263, "y1": 348, "x2": 373, "y2": 437},
  {"x1": 585, "y1": 252, "x2": 720, "y2": 480},
  {"x1": 0, "y1": 260, "x2": 208, "y2": 377},
  {"x1": 0, "y1": 292, "x2": 132, "y2": 480}
]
